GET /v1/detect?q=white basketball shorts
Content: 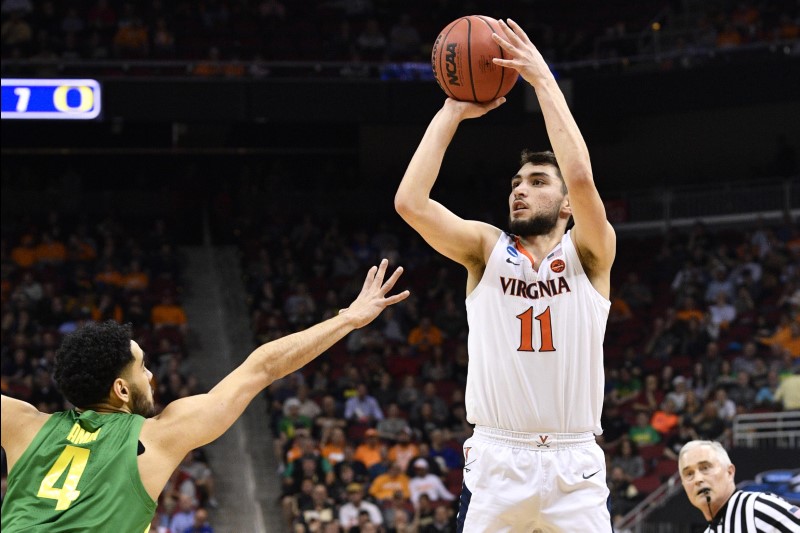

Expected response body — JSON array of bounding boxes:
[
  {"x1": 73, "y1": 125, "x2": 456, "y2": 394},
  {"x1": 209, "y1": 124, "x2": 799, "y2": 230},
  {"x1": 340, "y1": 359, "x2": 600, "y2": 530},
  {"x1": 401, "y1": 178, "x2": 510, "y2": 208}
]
[{"x1": 457, "y1": 426, "x2": 612, "y2": 533}]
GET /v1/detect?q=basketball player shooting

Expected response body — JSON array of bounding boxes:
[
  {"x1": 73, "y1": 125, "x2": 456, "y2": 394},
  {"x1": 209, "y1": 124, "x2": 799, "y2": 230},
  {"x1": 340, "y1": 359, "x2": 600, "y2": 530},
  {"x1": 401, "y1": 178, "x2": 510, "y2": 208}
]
[{"x1": 395, "y1": 18, "x2": 616, "y2": 532}]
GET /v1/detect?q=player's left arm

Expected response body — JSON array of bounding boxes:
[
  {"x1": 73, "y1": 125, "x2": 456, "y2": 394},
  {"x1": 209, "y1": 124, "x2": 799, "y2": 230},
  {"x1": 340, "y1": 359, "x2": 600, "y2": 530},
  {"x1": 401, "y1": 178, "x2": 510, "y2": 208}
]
[
  {"x1": 493, "y1": 19, "x2": 615, "y2": 293},
  {"x1": 1, "y1": 394, "x2": 51, "y2": 470},
  {"x1": 143, "y1": 261, "x2": 408, "y2": 458}
]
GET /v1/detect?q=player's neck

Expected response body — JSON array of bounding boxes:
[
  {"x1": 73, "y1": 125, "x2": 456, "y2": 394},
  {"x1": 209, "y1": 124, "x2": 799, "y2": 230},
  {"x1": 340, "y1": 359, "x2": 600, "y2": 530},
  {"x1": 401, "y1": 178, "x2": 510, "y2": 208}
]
[
  {"x1": 516, "y1": 232, "x2": 563, "y2": 263},
  {"x1": 78, "y1": 400, "x2": 132, "y2": 415}
]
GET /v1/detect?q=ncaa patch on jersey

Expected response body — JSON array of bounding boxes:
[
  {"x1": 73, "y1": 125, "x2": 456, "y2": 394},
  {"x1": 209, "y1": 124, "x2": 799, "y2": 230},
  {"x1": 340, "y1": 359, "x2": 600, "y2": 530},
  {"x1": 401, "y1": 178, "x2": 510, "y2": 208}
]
[{"x1": 550, "y1": 259, "x2": 565, "y2": 273}]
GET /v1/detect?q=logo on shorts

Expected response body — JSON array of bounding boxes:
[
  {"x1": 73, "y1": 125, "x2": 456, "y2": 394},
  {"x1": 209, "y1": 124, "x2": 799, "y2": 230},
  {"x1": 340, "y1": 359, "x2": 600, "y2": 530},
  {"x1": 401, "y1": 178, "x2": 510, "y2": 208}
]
[
  {"x1": 536, "y1": 435, "x2": 551, "y2": 448},
  {"x1": 463, "y1": 447, "x2": 475, "y2": 472},
  {"x1": 550, "y1": 259, "x2": 565, "y2": 273}
]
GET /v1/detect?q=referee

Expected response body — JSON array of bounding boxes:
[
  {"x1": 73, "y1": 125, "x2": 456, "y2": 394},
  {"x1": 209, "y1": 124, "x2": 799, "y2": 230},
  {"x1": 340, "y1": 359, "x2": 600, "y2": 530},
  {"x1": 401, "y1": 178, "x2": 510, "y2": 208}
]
[{"x1": 679, "y1": 440, "x2": 800, "y2": 532}]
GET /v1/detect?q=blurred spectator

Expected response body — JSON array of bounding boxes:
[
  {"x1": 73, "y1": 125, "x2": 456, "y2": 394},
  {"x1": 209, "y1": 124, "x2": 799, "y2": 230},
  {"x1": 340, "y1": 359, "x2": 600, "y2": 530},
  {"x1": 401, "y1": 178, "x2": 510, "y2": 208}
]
[
  {"x1": 410, "y1": 382, "x2": 448, "y2": 426},
  {"x1": 650, "y1": 398, "x2": 680, "y2": 436},
  {"x1": 631, "y1": 373, "x2": 663, "y2": 415},
  {"x1": 297, "y1": 484, "x2": 336, "y2": 529},
  {"x1": 757, "y1": 316, "x2": 800, "y2": 356},
  {"x1": 754, "y1": 369, "x2": 782, "y2": 408},
  {"x1": 607, "y1": 465, "x2": 641, "y2": 520},
  {"x1": 382, "y1": 491, "x2": 414, "y2": 532},
  {"x1": 183, "y1": 507, "x2": 214, "y2": 533},
  {"x1": 611, "y1": 439, "x2": 645, "y2": 480},
  {"x1": 344, "y1": 382, "x2": 384, "y2": 426},
  {"x1": 287, "y1": 383, "x2": 322, "y2": 420},
  {"x1": 707, "y1": 292, "x2": 737, "y2": 339},
  {"x1": 150, "y1": 293, "x2": 188, "y2": 333},
  {"x1": 275, "y1": 398, "x2": 313, "y2": 467},
  {"x1": 665, "y1": 375, "x2": 689, "y2": 412},
  {"x1": 376, "y1": 403, "x2": 407, "y2": 440},
  {"x1": 169, "y1": 493, "x2": 197, "y2": 533},
  {"x1": 338, "y1": 483, "x2": 383, "y2": 529},
  {"x1": 628, "y1": 411, "x2": 661, "y2": 446},
  {"x1": 407, "y1": 317, "x2": 443, "y2": 356},
  {"x1": 369, "y1": 461, "x2": 411, "y2": 502},
  {"x1": 727, "y1": 371, "x2": 757, "y2": 412},
  {"x1": 428, "y1": 428, "x2": 461, "y2": 472},
  {"x1": 314, "y1": 393, "x2": 347, "y2": 440},
  {"x1": 387, "y1": 427, "x2": 419, "y2": 472},
  {"x1": 774, "y1": 367, "x2": 800, "y2": 410},
  {"x1": 422, "y1": 505, "x2": 454, "y2": 533},
  {"x1": 113, "y1": 14, "x2": 148, "y2": 58},
  {"x1": 408, "y1": 458, "x2": 454, "y2": 510},
  {"x1": 354, "y1": 428, "x2": 384, "y2": 469},
  {"x1": 663, "y1": 420, "x2": 699, "y2": 461},
  {"x1": 179, "y1": 450, "x2": 218, "y2": 509},
  {"x1": 712, "y1": 387, "x2": 737, "y2": 422},
  {"x1": 691, "y1": 401, "x2": 727, "y2": 441},
  {"x1": 616, "y1": 271, "x2": 653, "y2": 311}
]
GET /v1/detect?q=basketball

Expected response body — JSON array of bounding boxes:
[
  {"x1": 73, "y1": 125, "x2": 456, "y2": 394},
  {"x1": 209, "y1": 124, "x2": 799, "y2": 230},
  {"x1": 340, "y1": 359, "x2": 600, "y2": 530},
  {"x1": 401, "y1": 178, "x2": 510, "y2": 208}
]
[{"x1": 431, "y1": 15, "x2": 519, "y2": 103}]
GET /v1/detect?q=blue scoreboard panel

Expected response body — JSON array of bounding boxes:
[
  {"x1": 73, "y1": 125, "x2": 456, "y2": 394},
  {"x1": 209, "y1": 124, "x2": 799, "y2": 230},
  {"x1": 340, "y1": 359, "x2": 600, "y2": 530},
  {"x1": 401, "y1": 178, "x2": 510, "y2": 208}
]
[{"x1": 1, "y1": 79, "x2": 102, "y2": 120}]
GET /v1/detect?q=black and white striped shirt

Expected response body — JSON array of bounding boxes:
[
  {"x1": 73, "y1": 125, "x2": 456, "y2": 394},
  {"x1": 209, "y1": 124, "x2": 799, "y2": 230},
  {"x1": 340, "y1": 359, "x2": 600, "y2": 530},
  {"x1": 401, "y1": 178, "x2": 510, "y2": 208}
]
[{"x1": 704, "y1": 490, "x2": 800, "y2": 532}]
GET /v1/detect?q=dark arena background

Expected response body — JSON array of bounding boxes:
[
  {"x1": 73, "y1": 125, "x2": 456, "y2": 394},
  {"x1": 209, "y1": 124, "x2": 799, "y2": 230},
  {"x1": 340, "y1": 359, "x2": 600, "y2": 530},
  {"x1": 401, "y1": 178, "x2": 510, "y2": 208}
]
[{"x1": 1, "y1": 1, "x2": 799, "y2": 532}]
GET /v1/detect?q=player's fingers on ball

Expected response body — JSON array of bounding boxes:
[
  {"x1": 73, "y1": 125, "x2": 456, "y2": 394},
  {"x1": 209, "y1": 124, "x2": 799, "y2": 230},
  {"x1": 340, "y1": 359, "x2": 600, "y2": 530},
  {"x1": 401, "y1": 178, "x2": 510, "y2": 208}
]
[
  {"x1": 491, "y1": 32, "x2": 514, "y2": 52},
  {"x1": 498, "y1": 19, "x2": 523, "y2": 45}
]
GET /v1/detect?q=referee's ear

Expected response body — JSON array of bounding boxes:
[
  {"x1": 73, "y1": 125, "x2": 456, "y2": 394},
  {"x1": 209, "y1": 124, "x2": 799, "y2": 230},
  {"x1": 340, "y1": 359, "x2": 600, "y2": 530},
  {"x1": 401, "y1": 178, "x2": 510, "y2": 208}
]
[{"x1": 727, "y1": 463, "x2": 736, "y2": 480}]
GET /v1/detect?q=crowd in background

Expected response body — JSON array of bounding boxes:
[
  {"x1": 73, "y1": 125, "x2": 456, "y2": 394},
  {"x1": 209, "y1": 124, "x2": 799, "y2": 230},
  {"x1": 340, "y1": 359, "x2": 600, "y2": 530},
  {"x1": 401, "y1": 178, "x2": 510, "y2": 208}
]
[{"x1": 1, "y1": 0, "x2": 798, "y2": 75}]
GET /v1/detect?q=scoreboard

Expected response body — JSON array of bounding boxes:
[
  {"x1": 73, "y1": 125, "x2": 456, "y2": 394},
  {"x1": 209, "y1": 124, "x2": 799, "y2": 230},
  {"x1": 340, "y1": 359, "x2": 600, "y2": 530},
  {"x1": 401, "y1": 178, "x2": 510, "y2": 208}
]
[{"x1": 1, "y1": 79, "x2": 102, "y2": 120}]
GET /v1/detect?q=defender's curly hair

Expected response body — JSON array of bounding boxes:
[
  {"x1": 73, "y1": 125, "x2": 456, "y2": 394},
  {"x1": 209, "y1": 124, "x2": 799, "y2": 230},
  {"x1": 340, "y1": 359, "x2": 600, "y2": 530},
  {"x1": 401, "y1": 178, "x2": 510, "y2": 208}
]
[{"x1": 54, "y1": 321, "x2": 134, "y2": 408}]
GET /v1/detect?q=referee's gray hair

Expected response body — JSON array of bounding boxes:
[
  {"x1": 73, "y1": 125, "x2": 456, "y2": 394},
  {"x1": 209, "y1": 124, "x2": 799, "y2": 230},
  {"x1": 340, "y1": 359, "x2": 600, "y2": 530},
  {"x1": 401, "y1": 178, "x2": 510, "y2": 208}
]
[{"x1": 678, "y1": 440, "x2": 732, "y2": 467}]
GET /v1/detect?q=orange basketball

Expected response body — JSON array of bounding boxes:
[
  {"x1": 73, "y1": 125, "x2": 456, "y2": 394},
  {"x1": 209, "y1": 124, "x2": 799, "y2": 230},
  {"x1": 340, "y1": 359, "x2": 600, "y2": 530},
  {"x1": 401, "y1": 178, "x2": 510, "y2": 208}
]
[{"x1": 431, "y1": 15, "x2": 519, "y2": 103}]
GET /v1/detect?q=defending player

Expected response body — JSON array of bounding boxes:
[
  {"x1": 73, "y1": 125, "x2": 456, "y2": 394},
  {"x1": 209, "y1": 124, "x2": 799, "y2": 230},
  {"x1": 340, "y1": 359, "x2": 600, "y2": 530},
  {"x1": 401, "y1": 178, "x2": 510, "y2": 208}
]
[
  {"x1": 1, "y1": 260, "x2": 408, "y2": 532},
  {"x1": 395, "y1": 19, "x2": 616, "y2": 532}
]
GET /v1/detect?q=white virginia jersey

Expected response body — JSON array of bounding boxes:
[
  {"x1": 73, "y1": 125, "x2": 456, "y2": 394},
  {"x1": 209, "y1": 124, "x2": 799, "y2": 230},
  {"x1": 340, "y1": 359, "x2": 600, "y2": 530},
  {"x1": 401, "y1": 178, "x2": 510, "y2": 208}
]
[{"x1": 464, "y1": 230, "x2": 610, "y2": 434}]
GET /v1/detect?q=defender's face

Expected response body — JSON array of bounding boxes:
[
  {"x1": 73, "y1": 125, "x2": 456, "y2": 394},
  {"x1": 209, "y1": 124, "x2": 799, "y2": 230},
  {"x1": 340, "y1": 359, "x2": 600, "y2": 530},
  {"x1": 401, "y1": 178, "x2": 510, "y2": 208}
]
[
  {"x1": 128, "y1": 340, "x2": 156, "y2": 417},
  {"x1": 508, "y1": 163, "x2": 567, "y2": 236},
  {"x1": 679, "y1": 445, "x2": 735, "y2": 514}
]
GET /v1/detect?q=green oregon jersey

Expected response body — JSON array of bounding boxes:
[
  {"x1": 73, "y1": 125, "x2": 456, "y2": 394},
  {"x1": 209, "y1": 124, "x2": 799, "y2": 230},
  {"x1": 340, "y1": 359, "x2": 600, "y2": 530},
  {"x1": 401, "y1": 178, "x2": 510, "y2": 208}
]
[{"x1": 2, "y1": 409, "x2": 156, "y2": 533}]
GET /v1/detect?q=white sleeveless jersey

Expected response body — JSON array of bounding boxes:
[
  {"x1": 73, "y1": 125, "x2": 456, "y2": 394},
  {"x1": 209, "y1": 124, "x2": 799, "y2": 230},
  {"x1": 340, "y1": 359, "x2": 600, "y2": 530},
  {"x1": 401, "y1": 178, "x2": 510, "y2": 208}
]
[{"x1": 464, "y1": 230, "x2": 610, "y2": 434}]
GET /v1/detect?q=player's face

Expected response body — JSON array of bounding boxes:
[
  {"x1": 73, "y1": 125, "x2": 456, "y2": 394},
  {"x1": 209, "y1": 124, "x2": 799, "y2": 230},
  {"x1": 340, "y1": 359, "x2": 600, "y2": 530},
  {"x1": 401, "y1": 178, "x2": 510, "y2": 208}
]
[
  {"x1": 127, "y1": 341, "x2": 156, "y2": 417},
  {"x1": 508, "y1": 164, "x2": 567, "y2": 237},
  {"x1": 679, "y1": 445, "x2": 735, "y2": 514}
]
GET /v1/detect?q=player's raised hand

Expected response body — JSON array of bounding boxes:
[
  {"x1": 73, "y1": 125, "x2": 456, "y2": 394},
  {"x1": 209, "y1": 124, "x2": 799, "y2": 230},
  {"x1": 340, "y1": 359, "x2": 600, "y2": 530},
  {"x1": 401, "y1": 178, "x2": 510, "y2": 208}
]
[
  {"x1": 491, "y1": 18, "x2": 553, "y2": 87},
  {"x1": 339, "y1": 259, "x2": 409, "y2": 328}
]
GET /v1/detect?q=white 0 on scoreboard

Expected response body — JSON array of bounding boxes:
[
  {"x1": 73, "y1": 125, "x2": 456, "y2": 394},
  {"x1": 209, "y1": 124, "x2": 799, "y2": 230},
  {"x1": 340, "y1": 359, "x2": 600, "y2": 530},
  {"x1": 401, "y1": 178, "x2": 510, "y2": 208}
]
[{"x1": 1, "y1": 79, "x2": 102, "y2": 120}]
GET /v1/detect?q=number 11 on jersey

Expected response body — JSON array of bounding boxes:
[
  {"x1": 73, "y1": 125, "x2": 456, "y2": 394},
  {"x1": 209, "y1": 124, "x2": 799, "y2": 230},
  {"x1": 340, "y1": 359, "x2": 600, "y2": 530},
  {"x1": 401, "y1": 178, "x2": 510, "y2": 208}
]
[{"x1": 516, "y1": 306, "x2": 555, "y2": 352}]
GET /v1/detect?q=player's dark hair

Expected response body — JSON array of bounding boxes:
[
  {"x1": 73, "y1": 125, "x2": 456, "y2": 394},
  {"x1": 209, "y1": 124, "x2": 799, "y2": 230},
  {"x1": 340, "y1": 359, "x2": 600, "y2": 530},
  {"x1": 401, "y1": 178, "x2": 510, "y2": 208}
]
[
  {"x1": 54, "y1": 321, "x2": 134, "y2": 408},
  {"x1": 519, "y1": 149, "x2": 567, "y2": 193}
]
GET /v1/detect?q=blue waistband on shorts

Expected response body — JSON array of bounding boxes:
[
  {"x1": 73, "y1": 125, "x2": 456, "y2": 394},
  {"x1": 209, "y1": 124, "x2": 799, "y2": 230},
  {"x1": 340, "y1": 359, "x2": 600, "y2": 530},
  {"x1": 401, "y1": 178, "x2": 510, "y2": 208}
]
[{"x1": 473, "y1": 425, "x2": 596, "y2": 450}]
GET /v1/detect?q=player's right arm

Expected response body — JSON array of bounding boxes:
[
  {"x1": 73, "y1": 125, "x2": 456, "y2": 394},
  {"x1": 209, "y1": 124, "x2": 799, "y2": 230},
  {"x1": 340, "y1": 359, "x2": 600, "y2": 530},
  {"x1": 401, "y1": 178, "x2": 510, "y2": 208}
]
[
  {"x1": 395, "y1": 98, "x2": 505, "y2": 273},
  {"x1": 1, "y1": 394, "x2": 50, "y2": 470}
]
